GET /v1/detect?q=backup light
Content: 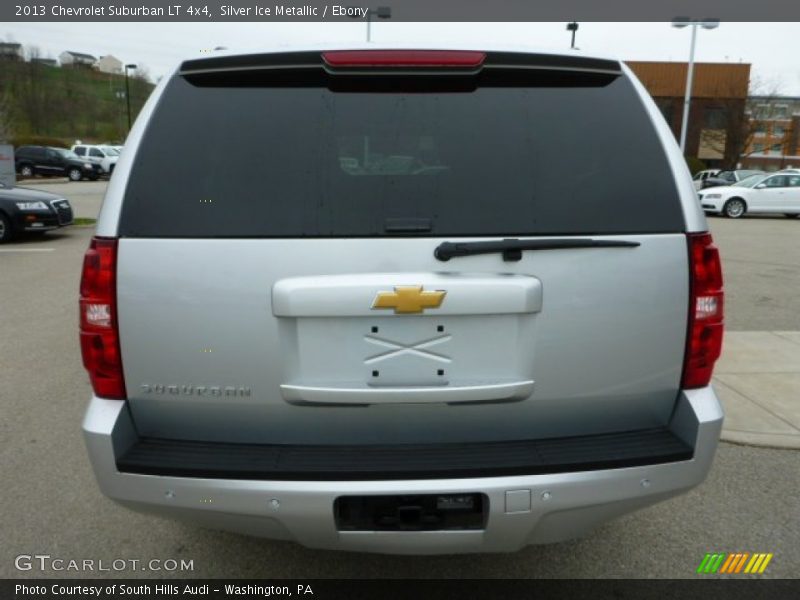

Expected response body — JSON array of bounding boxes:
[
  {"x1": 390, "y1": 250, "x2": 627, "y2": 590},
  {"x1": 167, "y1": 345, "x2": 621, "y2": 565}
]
[
  {"x1": 695, "y1": 296, "x2": 720, "y2": 320},
  {"x1": 85, "y1": 303, "x2": 112, "y2": 328}
]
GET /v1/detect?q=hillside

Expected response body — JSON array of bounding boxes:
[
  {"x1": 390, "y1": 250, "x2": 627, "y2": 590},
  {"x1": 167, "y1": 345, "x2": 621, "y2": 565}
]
[{"x1": 0, "y1": 59, "x2": 154, "y2": 144}]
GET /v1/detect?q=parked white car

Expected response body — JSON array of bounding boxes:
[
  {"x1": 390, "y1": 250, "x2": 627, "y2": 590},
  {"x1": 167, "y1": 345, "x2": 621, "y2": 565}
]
[
  {"x1": 71, "y1": 144, "x2": 119, "y2": 175},
  {"x1": 698, "y1": 172, "x2": 800, "y2": 218}
]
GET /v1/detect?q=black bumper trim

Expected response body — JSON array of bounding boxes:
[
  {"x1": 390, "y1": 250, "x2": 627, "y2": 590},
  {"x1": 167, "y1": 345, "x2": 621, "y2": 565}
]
[
  {"x1": 13, "y1": 214, "x2": 59, "y2": 229},
  {"x1": 116, "y1": 427, "x2": 693, "y2": 481}
]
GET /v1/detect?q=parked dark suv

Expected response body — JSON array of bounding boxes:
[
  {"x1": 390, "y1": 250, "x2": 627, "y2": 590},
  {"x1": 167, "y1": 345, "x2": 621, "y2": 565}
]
[{"x1": 15, "y1": 145, "x2": 101, "y2": 182}]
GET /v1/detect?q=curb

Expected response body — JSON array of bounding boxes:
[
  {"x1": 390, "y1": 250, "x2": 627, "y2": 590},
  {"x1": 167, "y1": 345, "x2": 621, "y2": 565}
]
[
  {"x1": 16, "y1": 178, "x2": 69, "y2": 184},
  {"x1": 16, "y1": 178, "x2": 108, "y2": 185},
  {"x1": 720, "y1": 430, "x2": 800, "y2": 450},
  {"x1": 713, "y1": 332, "x2": 800, "y2": 452}
]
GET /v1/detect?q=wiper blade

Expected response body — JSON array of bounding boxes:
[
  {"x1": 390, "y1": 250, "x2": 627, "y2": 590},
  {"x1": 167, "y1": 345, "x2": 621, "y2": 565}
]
[{"x1": 434, "y1": 238, "x2": 640, "y2": 262}]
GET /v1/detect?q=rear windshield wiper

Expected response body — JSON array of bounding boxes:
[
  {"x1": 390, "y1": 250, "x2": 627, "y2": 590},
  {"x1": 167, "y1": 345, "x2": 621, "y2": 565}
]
[{"x1": 434, "y1": 238, "x2": 640, "y2": 262}]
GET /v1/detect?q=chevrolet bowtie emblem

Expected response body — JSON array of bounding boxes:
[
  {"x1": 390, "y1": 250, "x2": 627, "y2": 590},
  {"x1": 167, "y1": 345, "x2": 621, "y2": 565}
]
[{"x1": 372, "y1": 286, "x2": 447, "y2": 314}]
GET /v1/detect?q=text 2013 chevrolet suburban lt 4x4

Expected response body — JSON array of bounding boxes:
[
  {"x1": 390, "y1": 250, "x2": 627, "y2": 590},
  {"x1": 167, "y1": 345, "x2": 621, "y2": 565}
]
[{"x1": 81, "y1": 45, "x2": 725, "y2": 554}]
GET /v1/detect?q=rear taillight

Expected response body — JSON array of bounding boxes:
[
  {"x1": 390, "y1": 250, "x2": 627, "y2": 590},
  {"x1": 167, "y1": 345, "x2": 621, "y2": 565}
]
[
  {"x1": 79, "y1": 237, "x2": 126, "y2": 399},
  {"x1": 322, "y1": 50, "x2": 486, "y2": 68},
  {"x1": 682, "y1": 232, "x2": 724, "y2": 389}
]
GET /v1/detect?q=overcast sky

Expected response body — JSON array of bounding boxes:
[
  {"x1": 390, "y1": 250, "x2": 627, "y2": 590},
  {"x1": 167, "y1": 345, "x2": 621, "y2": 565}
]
[{"x1": 3, "y1": 22, "x2": 799, "y2": 94}]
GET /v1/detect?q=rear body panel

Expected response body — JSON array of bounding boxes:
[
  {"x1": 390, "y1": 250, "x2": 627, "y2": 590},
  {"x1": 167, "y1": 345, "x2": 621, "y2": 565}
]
[{"x1": 118, "y1": 234, "x2": 688, "y2": 444}]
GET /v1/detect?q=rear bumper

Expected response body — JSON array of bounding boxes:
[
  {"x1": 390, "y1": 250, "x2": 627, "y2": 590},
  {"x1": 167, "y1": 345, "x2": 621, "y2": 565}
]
[
  {"x1": 700, "y1": 198, "x2": 724, "y2": 213},
  {"x1": 12, "y1": 212, "x2": 60, "y2": 231},
  {"x1": 83, "y1": 388, "x2": 723, "y2": 554}
]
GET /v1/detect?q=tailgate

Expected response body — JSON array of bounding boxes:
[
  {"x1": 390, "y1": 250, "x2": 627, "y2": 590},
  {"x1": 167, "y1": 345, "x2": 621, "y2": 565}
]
[{"x1": 117, "y1": 235, "x2": 688, "y2": 444}]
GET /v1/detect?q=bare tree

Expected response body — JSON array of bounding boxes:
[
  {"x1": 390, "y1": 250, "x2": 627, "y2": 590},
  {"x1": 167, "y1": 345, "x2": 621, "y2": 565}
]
[
  {"x1": 0, "y1": 41, "x2": 13, "y2": 143},
  {"x1": 16, "y1": 45, "x2": 53, "y2": 134},
  {"x1": 126, "y1": 64, "x2": 152, "y2": 126},
  {"x1": 132, "y1": 65, "x2": 151, "y2": 83},
  {"x1": 0, "y1": 93, "x2": 12, "y2": 143},
  {"x1": 700, "y1": 76, "x2": 783, "y2": 169}
]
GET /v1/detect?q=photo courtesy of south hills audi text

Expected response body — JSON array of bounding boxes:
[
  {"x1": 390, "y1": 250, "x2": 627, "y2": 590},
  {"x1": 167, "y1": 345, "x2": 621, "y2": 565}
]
[{"x1": 14, "y1": 584, "x2": 315, "y2": 597}]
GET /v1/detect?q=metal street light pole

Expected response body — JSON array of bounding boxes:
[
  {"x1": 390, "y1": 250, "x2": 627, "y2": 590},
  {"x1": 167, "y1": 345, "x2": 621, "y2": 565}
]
[
  {"x1": 678, "y1": 22, "x2": 698, "y2": 153},
  {"x1": 124, "y1": 63, "x2": 138, "y2": 133},
  {"x1": 566, "y1": 22, "x2": 579, "y2": 49},
  {"x1": 115, "y1": 90, "x2": 125, "y2": 138},
  {"x1": 672, "y1": 18, "x2": 719, "y2": 154}
]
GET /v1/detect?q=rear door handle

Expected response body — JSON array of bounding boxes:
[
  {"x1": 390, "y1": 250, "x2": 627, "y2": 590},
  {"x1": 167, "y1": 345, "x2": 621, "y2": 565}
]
[{"x1": 280, "y1": 380, "x2": 534, "y2": 406}]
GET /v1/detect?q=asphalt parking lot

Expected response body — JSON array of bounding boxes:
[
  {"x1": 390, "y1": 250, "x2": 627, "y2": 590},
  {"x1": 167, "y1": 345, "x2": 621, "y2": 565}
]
[{"x1": 1, "y1": 180, "x2": 798, "y2": 578}]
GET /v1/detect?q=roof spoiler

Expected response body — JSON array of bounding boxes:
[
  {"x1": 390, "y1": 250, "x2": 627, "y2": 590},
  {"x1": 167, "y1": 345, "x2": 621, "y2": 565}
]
[{"x1": 179, "y1": 50, "x2": 622, "y2": 78}]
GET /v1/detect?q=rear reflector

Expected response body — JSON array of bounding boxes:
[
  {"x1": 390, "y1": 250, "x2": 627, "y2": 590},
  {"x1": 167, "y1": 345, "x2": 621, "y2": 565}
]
[
  {"x1": 79, "y1": 237, "x2": 126, "y2": 399},
  {"x1": 682, "y1": 233, "x2": 724, "y2": 389},
  {"x1": 322, "y1": 50, "x2": 486, "y2": 68}
]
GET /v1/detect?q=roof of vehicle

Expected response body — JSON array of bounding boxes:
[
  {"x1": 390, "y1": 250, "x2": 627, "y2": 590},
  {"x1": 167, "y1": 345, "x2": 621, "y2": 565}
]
[
  {"x1": 715, "y1": 169, "x2": 763, "y2": 176},
  {"x1": 736, "y1": 173, "x2": 769, "y2": 184},
  {"x1": 17, "y1": 145, "x2": 65, "y2": 150},
  {"x1": 702, "y1": 173, "x2": 778, "y2": 190}
]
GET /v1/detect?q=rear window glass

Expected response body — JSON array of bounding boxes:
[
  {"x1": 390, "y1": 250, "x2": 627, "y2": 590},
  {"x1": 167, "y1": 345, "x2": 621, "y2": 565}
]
[{"x1": 119, "y1": 68, "x2": 683, "y2": 237}]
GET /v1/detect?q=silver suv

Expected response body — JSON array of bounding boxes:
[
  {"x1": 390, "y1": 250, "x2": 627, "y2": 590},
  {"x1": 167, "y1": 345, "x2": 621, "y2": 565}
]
[{"x1": 81, "y1": 45, "x2": 725, "y2": 554}]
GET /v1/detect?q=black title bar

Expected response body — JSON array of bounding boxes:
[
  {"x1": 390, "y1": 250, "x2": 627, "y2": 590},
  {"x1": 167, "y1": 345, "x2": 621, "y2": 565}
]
[{"x1": 5, "y1": 0, "x2": 800, "y2": 21}]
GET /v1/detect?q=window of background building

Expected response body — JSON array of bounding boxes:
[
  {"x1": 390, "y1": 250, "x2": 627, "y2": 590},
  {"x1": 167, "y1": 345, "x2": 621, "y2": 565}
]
[
  {"x1": 773, "y1": 105, "x2": 789, "y2": 119},
  {"x1": 754, "y1": 143, "x2": 764, "y2": 153},
  {"x1": 773, "y1": 125, "x2": 784, "y2": 136},
  {"x1": 704, "y1": 107, "x2": 726, "y2": 129},
  {"x1": 755, "y1": 123, "x2": 767, "y2": 136}
]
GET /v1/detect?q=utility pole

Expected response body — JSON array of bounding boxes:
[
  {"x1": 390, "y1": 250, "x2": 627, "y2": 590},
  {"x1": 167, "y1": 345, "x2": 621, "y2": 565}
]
[
  {"x1": 672, "y1": 18, "x2": 720, "y2": 153},
  {"x1": 566, "y1": 22, "x2": 579, "y2": 49},
  {"x1": 124, "y1": 63, "x2": 137, "y2": 133}
]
